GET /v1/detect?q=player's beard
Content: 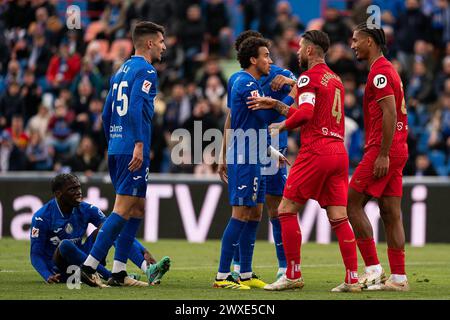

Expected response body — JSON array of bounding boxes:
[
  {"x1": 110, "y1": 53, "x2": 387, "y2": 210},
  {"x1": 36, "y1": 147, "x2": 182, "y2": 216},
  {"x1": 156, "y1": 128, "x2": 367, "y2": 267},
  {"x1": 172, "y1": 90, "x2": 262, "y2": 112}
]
[{"x1": 300, "y1": 56, "x2": 308, "y2": 70}]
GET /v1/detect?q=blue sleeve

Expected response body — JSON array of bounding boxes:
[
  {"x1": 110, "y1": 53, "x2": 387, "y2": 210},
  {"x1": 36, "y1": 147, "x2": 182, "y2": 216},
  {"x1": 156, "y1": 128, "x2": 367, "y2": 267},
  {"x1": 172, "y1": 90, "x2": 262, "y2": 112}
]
[
  {"x1": 86, "y1": 204, "x2": 106, "y2": 228},
  {"x1": 129, "y1": 69, "x2": 155, "y2": 143},
  {"x1": 102, "y1": 83, "x2": 114, "y2": 143},
  {"x1": 242, "y1": 83, "x2": 279, "y2": 124},
  {"x1": 281, "y1": 69, "x2": 297, "y2": 96},
  {"x1": 30, "y1": 215, "x2": 52, "y2": 281}
]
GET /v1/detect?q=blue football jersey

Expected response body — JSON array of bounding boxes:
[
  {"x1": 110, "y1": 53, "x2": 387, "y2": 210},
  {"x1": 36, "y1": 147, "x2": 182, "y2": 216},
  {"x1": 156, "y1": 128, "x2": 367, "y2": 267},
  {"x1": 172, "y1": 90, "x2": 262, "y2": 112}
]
[
  {"x1": 227, "y1": 71, "x2": 278, "y2": 165},
  {"x1": 30, "y1": 200, "x2": 106, "y2": 262},
  {"x1": 102, "y1": 55, "x2": 157, "y2": 158},
  {"x1": 259, "y1": 64, "x2": 296, "y2": 149}
]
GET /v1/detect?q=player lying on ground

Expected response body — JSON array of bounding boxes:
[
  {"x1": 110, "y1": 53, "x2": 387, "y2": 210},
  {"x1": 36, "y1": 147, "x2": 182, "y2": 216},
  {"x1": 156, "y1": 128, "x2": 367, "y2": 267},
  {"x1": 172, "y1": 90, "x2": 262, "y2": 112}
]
[
  {"x1": 248, "y1": 30, "x2": 361, "y2": 292},
  {"x1": 80, "y1": 21, "x2": 169, "y2": 288},
  {"x1": 218, "y1": 30, "x2": 296, "y2": 282},
  {"x1": 348, "y1": 23, "x2": 410, "y2": 291},
  {"x1": 30, "y1": 173, "x2": 170, "y2": 285}
]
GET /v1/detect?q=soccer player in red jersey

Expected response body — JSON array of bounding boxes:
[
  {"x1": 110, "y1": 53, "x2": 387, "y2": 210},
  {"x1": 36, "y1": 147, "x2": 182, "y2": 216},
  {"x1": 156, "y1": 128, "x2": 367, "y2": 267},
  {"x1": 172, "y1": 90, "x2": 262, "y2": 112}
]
[
  {"x1": 248, "y1": 30, "x2": 361, "y2": 292},
  {"x1": 349, "y1": 23, "x2": 409, "y2": 291}
]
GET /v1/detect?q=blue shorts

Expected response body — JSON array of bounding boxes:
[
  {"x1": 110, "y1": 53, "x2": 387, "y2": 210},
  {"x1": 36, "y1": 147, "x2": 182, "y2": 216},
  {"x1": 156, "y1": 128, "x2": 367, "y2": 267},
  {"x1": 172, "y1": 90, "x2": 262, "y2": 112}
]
[
  {"x1": 263, "y1": 148, "x2": 287, "y2": 196},
  {"x1": 228, "y1": 164, "x2": 266, "y2": 207},
  {"x1": 108, "y1": 154, "x2": 150, "y2": 198}
]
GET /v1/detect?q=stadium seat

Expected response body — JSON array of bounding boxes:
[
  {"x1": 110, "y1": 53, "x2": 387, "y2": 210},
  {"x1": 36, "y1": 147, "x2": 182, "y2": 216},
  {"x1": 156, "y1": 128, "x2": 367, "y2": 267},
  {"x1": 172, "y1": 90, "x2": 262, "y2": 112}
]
[
  {"x1": 107, "y1": 39, "x2": 134, "y2": 61},
  {"x1": 428, "y1": 150, "x2": 446, "y2": 175}
]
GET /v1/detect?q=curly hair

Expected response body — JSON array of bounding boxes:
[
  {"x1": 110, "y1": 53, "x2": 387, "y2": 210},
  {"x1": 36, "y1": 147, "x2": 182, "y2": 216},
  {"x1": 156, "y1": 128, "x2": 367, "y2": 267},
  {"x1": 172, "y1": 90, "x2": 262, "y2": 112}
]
[
  {"x1": 234, "y1": 30, "x2": 263, "y2": 51},
  {"x1": 237, "y1": 37, "x2": 270, "y2": 69}
]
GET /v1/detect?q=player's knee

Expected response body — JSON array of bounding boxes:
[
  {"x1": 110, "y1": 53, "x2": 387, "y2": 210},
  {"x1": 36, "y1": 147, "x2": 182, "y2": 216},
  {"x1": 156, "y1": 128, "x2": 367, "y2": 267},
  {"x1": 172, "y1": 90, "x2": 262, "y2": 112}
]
[{"x1": 58, "y1": 239, "x2": 73, "y2": 257}]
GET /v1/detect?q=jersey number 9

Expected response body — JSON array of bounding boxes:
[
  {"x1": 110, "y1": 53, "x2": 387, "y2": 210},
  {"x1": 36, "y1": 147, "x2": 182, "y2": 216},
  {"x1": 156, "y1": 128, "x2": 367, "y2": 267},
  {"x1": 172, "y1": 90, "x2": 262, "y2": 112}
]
[{"x1": 112, "y1": 81, "x2": 129, "y2": 116}]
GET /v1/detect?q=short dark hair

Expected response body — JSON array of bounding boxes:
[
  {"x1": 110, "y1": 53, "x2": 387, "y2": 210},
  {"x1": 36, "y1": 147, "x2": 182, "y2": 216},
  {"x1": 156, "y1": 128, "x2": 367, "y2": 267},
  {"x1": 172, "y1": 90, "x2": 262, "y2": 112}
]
[
  {"x1": 302, "y1": 30, "x2": 330, "y2": 55},
  {"x1": 237, "y1": 37, "x2": 270, "y2": 69},
  {"x1": 132, "y1": 21, "x2": 165, "y2": 47},
  {"x1": 234, "y1": 30, "x2": 263, "y2": 51},
  {"x1": 354, "y1": 22, "x2": 387, "y2": 54},
  {"x1": 51, "y1": 173, "x2": 79, "y2": 193}
]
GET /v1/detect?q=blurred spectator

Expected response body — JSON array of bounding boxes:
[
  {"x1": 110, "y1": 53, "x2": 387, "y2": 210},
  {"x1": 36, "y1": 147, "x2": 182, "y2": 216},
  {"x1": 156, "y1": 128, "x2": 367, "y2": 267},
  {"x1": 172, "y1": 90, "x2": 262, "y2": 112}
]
[
  {"x1": 273, "y1": 0, "x2": 304, "y2": 39},
  {"x1": 63, "y1": 135, "x2": 101, "y2": 176},
  {"x1": 46, "y1": 99, "x2": 80, "y2": 160},
  {"x1": 125, "y1": 0, "x2": 151, "y2": 33},
  {"x1": 413, "y1": 153, "x2": 438, "y2": 176},
  {"x1": 428, "y1": 0, "x2": 449, "y2": 47},
  {"x1": 327, "y1": 44, "x2": 359, "y2": 78},
  {"x1": 25, "y1": 129, "x2": 52, "y2": 170},
  {"x1": 406, "y1": 60, "x2": 434, "y2": 107},
  {"x1": 204, "y1": 75, "x2": 226, "y2": 126},
  {"x1": 73, "y1": 79, "x2": 95, "y2": 117},
  {"x1": 394, "y1": 0, "x2": 431, "y2": 70},
  {"x1": 71, "y1": 58, "x2": 103, "y2": 98},
  {"x1": 321, "y1": 7, "x2": 352, "y2": 45},
  {"x1": 205, "y1": 0, "x2": 232, "y2": 57},
  {"x1": 5, "y1": 59, "x2": 23, "y2": 85},
  {"x1": 27, "y1": 32, "x2": 52, "y2": 79},
  {"x1": 239, "y1": 0, "x2": 259, "y2": 31},
  {"x1": 434, "y1": 55, "x2": 450, "y2": 97},
  {"x1": 21, "y1": 69, "x2": 42, "y2": 122},
  {"x1": 100, "y1": 0, "x2": 127, "y2": 41},
  {"x1": 3, "y1": 0, "x2": 34, "y2": 29},
  {"x1": 6, "y1": 114, "x2": 29, "y2": 151},
  {"x1": 176, "y1": 4, "x2": 207, "y2": 81},
  {"x1": 46, "y1": 40, "x2": 82, "y2": 92},
  {"x1": 344, "y1": 90, "x2": 363, "y2": 128},
  {"x1": 0, "y1": 81, "x2": 25, "y2": 128},
  {"x1": 26, "y1": 103, "x2": 51, "y2": 139},
  {"x1": 0, "y1": 130, "x2": 27, "y2": 171},
  {"x1": 164, "y1": 83, "x2": 193, "y2": 136},
  {"x1": 198, "y1": 59, "x2": 227, "y2": 94}
]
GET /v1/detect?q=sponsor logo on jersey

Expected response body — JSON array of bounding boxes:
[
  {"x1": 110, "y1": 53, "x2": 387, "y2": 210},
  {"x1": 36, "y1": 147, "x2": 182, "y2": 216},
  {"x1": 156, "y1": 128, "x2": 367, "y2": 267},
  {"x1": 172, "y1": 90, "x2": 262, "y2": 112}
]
[
  {"x1": 373, "y1": 74, "x2": 387, "y2": 89},
  {"x1": 237, "y1": 185, "x2": 247, "y2": 190},
  {"x1": 35, "y1": 217, "x2": 43, "y2": 222},
  {"x1": 297, "y1": 75, "x2": 310, "y2": 88},
  {"x1": 65, "y1": 223, "x2": 73, "y2": 234},
  {"x1": 250, "y1": 90, "x2": 260, "y2": 97},
  {"x1": 147, "y1": 70, "x2": 156, "y2": 74},
  {"x1": 53, "y1": 228, "x2": 62, "y2": 233},
  {"x1": 142, "y1": 80, "x2": 152, "y2": 94},
  {"x1": 31, "y1": 227, "x2": 39, "y2": 238},
  {"x1": 133, "y1": 176, "x2": 143, "y2": 181},
  {"x1": 246, "y1": 82, "x2": 255, "y2": 87}
]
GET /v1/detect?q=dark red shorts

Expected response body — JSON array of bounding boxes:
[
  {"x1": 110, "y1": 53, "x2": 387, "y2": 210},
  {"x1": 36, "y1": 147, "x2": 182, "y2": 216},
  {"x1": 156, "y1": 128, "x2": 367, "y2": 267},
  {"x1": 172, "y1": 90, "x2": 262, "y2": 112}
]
[
  {"x1": 283, "y1": 152, "x2": 349, "y2": 208},
  {"x1": 349, "y1": 148, "x2": 408, "y2": 198}
]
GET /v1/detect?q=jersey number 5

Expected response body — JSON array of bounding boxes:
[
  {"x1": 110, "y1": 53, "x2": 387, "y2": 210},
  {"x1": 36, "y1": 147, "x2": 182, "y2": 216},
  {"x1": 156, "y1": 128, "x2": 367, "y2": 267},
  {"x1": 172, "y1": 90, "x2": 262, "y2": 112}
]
[
  {"x1": 112, "y1": 81, "x2": 129, "y2": 116},
  {"x1": 332, "y1": 88, "x2": 342, "y2": 124}
]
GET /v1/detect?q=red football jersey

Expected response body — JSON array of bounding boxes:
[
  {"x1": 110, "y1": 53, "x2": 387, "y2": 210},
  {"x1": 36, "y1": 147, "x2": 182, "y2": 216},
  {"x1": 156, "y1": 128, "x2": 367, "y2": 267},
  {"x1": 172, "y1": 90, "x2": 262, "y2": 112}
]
[
  {"x1": 294, "y1": 63, "x2": 346, "y2": 155},
  {"x1": 363, "y1": 56, "x2": 408, "y2": 157}
]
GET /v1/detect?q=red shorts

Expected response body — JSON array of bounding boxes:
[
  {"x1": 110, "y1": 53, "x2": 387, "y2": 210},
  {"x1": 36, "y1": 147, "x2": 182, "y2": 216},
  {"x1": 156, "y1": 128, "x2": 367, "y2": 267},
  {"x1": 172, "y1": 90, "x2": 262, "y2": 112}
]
[
  {"x1": 349, "y1": 148, "x2": 408, "y2": 198},
  {"x1": 283, "y1": 152, "x2": 349, "y2": 208}
]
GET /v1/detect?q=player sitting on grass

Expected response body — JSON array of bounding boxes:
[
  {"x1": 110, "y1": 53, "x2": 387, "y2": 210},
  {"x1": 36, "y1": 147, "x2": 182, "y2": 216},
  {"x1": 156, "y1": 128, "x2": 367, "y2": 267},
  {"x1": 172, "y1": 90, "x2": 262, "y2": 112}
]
[{"x1": 30, "y1": 173, "x2": 170, "y2": 286}]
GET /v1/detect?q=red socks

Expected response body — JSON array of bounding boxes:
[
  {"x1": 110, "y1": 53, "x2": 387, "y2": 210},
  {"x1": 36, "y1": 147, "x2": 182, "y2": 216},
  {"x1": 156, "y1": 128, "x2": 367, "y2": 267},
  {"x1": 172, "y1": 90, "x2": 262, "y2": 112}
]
[
  {"x1": 356, "y1": 238, "x2": 380, "y2": 267},
  {"x1": 330, "y1": 217, "x2": 358, "y2": 284},
  {"x1": 279, "y1": 213, "x2": 302, "y2": 280},
  {"x1": 387, "y1": 248, "x2": 406, "y2": 275}
]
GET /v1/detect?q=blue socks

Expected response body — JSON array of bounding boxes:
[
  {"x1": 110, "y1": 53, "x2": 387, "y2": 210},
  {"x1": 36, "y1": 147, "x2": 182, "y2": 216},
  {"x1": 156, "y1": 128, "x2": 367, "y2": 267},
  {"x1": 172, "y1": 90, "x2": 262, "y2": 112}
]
[
  {"x1": 59, "y1": 240, "x2": 111, "y2": 279},
  {"x1": 125, "y1": 239, "x2": 146, "y2": 270},
  {"x1": 218, "y1": 218, "x2": 246, "y2": 274},
  {"x1": 271, "y1": 217, "x2": 287, "y2": 268},
  {"x1": 239, "y1": 220, "x2": 259, "y2": 276},
  {"x1": 89, "y1": 212, "x2": 127, "y2": 262},
  {"x1": 114, "y1": 218, "x2": 142, "y2": 264}
]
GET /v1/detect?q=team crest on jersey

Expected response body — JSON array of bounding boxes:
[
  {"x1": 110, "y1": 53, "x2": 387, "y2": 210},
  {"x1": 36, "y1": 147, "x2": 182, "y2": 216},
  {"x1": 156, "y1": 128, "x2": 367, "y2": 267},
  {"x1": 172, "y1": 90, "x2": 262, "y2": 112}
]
[
  {"x1": 65, "y1": 223, "x2": 73, "y2": 234},
  {"x1": 373, "y1": 74, "x2": 387, "y2": 89},
  {"x1": 31, "y1": 227, "x2": 39, "y2": 238},
  {"x1": 250, "y1": 90, "x2": 260, "y2": 97},
  {"x1": 297, "y1": 75, "x2": 310, "y2": 88},
  {"x1": 142, "y1": 80, "x2": 152, "y2": 94}
]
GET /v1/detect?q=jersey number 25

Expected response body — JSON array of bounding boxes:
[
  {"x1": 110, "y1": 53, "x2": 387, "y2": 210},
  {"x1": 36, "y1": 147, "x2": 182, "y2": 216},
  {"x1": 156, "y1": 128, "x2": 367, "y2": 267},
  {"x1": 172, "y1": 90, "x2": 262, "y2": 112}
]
[{"x1": 112, "y1": 81, "x2": 129, "y2": 116}]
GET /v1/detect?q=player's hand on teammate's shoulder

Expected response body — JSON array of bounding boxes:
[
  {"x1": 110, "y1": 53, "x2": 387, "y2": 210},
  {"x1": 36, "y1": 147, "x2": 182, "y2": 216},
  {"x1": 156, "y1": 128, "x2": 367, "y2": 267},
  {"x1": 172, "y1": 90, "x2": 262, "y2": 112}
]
[
  {"x1": 128, "y1": 142, "x2": 144, "y2": 172},
  {"x1": 270, "y1": 75, "x2": 295, "y2": 91},
  {"x1": 47, "y1": 273, "x2": 61, "y2": 284},
  {"x1": 269, "y1": 121, "x2": 287, "y2": 136},
  {"x1": 373, "y1": 154, "x2": 390, "y2": 179},
  {"x1": 247, "y1": 96, "x2": 276, "y2": 110}
]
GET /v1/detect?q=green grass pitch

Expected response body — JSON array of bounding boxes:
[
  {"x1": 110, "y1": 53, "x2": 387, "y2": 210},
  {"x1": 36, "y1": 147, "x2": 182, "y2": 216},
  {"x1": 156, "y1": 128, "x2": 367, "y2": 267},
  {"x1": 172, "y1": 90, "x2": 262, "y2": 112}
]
[{"x1": 0, "y1": 238, "x2": 449, "y2": 300}]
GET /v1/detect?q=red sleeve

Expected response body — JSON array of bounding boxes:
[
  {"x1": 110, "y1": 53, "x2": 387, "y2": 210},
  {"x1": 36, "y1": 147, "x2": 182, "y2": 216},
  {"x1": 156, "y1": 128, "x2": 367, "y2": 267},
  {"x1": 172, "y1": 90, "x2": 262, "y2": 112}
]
[
  {"x1": 285, "y1": 103, "x2": 314, "y2": 130},
  {"x1": 287, "y1": 106, "x2": 298, "y2": 118},
  {"x1": 371, "y1": 72, "x2": 394, "y2": 101}
]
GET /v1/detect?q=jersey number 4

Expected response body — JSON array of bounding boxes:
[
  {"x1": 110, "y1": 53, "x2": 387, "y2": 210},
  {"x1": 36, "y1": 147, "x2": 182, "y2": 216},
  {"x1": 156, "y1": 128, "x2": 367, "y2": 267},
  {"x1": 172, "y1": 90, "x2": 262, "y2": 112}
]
[
  {"x1": 112, "y1": 81, "x2": 129, "y2": 116},
  {"x1": 332, "y1": 88, "x2": 342, "y2": 124}
]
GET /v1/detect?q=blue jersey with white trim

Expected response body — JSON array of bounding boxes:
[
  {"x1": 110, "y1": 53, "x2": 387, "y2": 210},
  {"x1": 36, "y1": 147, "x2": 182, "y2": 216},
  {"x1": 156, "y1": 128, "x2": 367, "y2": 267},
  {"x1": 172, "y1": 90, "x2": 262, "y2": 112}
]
[
  {"x1": 102, "y1": 56, "x2": 157, "y2": 158},
  {"x1": 30, "y1": 200, "x2": 105, "y2": 280}
]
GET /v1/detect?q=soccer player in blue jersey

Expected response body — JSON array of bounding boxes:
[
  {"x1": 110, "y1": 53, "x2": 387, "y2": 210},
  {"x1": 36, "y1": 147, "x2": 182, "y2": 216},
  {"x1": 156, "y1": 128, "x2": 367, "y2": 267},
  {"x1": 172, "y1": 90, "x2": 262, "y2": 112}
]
[
  {"x1": 218, "y1": 31, "x2": 297, "y2": 282},
  {"x1": 213, "y1": 36, "x2": 281, "y2": 289},
  {"x1": 80, "y1": 21, "x2": 169, "y2": 287},
  {"x1": 30, "y1": 174, "x2": 169, "y2": 285}
]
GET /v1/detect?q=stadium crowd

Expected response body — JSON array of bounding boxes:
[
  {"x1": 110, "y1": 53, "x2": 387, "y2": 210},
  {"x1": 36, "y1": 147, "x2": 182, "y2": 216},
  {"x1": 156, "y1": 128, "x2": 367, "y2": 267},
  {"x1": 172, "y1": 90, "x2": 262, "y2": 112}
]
[{"x1": 0, "y1": 0, "x2": 448, "y2": 177}]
